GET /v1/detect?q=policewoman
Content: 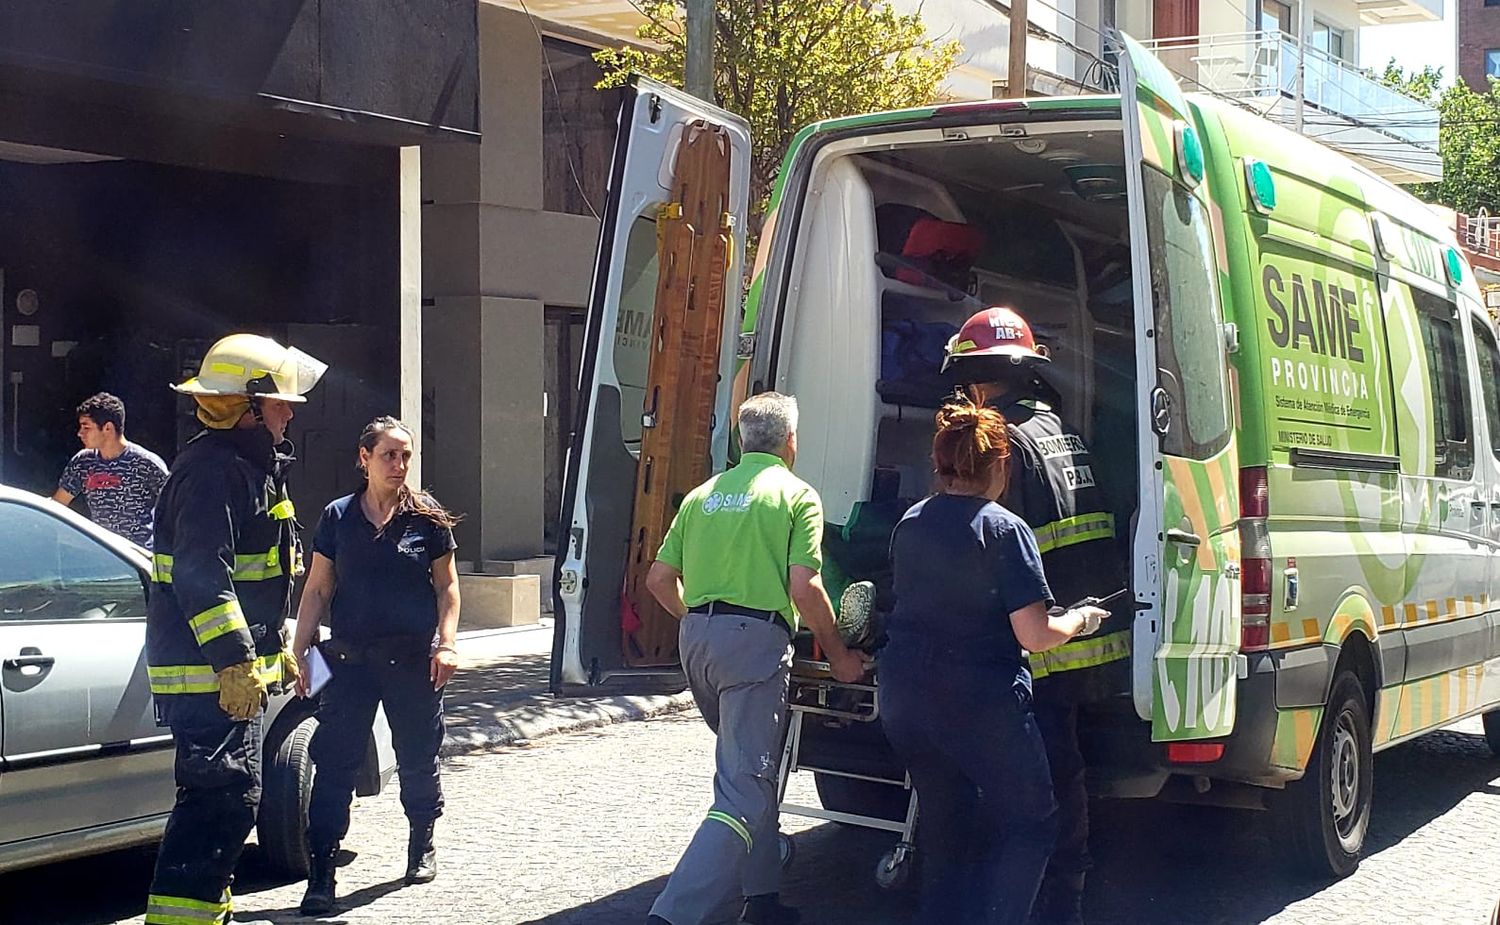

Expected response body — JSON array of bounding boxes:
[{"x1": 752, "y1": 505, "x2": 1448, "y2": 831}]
[
  {"x1": 880, "y1": 400, "x2": 1106, "y2": 925},
  {"x1": 290, "y1": 416, "x2": 462, "y2": 915}
]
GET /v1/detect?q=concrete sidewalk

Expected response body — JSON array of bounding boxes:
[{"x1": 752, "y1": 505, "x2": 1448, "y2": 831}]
[{"x1": 440, "y1": 620, "x2": 693, "y2": 756}]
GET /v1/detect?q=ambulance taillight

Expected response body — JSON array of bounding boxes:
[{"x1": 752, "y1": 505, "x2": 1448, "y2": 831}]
[{"x1": 1239, "y1": 466, "x2": 1272, "y2": 651}]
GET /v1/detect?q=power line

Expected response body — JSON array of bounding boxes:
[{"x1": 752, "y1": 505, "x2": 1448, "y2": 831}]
[{"x1": 517, "y1": 0, "x2": 601, "y2": 221}]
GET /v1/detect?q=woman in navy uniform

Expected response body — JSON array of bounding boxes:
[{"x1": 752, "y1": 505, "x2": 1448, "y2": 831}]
[
  {"x1": 290, "y1": 416, "x2": 462, "y2": 915},
  {"x1": 880, "y1": 401, "x2": 1106, "y2": 925}
]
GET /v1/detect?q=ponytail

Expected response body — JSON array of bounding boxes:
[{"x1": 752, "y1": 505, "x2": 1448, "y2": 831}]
[{"x1": 931, "y1": 398, "x2": 1009, "y2": 491}]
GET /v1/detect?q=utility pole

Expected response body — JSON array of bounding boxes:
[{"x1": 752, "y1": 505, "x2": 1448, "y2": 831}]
[
  {"x1": 685, "y1": 0, "x2": 714, "y2": 102},
  {"x1": 1006, "y1": 0, "x2": 1028, "y2": 98}
]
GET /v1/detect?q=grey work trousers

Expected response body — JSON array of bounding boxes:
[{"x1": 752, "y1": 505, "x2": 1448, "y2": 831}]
[{"x1": 650, "y1": 612, "x2": 793, "y2": 925}]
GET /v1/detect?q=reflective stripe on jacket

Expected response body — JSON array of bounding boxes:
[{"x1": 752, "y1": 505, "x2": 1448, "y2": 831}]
[
  {"x1": 145, "y1": 428, "x2": 297, "y2": 698},
  {"x1": 999, "y1": 402, "x2": 1129, "y2": 677}
]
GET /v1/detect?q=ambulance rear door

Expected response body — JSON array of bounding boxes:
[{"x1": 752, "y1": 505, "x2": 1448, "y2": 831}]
[
  {"x1": 551, "y1": 78, "x2": 752, "y2": 697},
  {"x1": 1119, "y1": 35, "x2": 1243, "y2": 742}
]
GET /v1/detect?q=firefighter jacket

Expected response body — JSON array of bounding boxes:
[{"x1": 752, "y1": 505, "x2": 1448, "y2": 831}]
[
  {"x1": 999, "y1": 399, "x2": 1130, "y2": 698},
  {"x1": 146, "y1": 427, "x2": 298, "y2": 702}
]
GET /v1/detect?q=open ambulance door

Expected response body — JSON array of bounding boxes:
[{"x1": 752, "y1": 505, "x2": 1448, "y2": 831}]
[
  {"x1": 1118, "y1": 35, "x2": 1243, "y2": 743},
  {"x1": 551, "y1": 77, "x2": 752, "y2": 697}
]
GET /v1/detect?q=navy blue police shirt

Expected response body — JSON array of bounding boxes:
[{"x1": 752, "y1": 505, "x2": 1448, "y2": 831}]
[
  {"x1": 885, "y1": 493, "x2": 1053, "y2": 688},
  {"x1": 312, "y1": 492, "x2": 457, "y2": 641}
]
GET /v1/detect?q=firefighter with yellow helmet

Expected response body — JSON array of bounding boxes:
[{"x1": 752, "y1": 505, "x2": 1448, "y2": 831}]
[
  {"x1": 944, "y1": 307, "x2": 1128, "y2": 925},
  {"x1": 144, "y1": 334, "x2": 327, "y2": 925}
]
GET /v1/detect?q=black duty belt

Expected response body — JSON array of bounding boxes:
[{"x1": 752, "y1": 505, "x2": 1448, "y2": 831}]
[
  {"x1": 693, "y1": 601, "x2": 791, "y2": 635},
  {"x1": 322, "y1": 634, "x2": 432, "y2": 666}
]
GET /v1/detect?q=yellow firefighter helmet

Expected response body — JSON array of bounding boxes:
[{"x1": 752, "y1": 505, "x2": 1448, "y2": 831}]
[{"x1": 172, "y1": 333, "x2": 328, "y2": 403}]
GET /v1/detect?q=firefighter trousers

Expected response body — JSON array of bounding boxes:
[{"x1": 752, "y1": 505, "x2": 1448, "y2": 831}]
[
  {"x1": 306, "y1": 650, "x2": 445, "y2": 852},
  {"x1": 649, "y1": 613, "x2": 792, "y2": 925},
  {"x1": 145, "y1": 698, "x2": 262, "y2": 925},
  {"x1": 1034, "y1": 701, "x2": 1091, "y2": 920}
]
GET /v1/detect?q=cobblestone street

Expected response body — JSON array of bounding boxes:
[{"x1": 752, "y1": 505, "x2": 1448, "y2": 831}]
[{"x1": 10, "y1": 712, "x2": 1500, "y2": 925}]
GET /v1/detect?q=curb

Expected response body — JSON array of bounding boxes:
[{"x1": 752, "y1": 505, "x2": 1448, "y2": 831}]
[{"x1": 440, "y1": 691, "x2": 696, "y2": 757}]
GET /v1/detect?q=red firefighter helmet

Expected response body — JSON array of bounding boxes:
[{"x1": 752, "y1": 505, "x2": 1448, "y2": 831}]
[{"x1": 941, "y1": 306, "x2": 1051, "y2": 373}]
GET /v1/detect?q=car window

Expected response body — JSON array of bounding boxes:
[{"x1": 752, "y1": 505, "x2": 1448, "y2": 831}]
[
  {"x1": 1471, "y1": 315, "x2": 1500, "y2": 459},
  {"x1": 1141, "y1": 165, "x2": 1232, "y2": 460},
  {"x1": 1412, "y1": 291, "x2": 1474, "y2": 481},
  {"x1": 0, "y1": 501, "x2": 147, "y2": 622}
]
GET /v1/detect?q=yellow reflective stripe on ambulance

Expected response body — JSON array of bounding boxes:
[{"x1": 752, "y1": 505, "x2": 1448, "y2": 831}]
[
  {"x1": 1032, "y1": 513, "x2": 1115, "y2": 554},
  {"x1": 188, "y1": 601, "x2": 249, "y2": 646},
  {"x1": 144, "y1": 888, "x2": 231, "y2": 925},
  {"x1": 1029, "y1": 629, "x2": 1130, "y2": 680},
  {"x1": 149, "y1": 653, "x2": 285, "y2": 695},
  {"x1": 706, "y1": 810, "x2": 753, "y2": 853},
  {"x1": 152, "y1": 549, "x2": 282, "y2": 583}
]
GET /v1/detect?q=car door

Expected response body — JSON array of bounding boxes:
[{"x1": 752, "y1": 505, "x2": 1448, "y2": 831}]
[
  {"x1": 551, "y1": 78, "x2": 751, "y2": 697},
  {"x1": 1119, "y1": 35, "x2": 1243, "y2": 742},
  {"x1": 0, "y1": 498, "x2": 170, "y2": 846}
]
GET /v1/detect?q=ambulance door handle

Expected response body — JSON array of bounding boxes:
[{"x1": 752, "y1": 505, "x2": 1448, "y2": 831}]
[{"x1": 1166, "y1": 528, "x2": 1201, "y2": 548}]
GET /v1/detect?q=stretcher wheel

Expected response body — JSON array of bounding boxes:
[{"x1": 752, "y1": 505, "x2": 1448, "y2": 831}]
[
  {"x1": 778, "y1": 833, "x2": 796, "y2": 871},
  {"x1": 874, "y1": 843, "x2": 914, "y2": 891}
]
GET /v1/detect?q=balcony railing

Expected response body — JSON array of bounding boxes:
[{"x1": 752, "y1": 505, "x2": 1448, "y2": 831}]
[
  {"x1": 1461, "y1": 213, "x2": 1500, "y2": 261},
  {"x1": 1136, "y1": 32, "x2": 1438, "y2": 150}
]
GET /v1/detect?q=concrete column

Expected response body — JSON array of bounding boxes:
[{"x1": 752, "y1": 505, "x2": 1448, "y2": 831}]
[
  {"x1": 424, "y1": 295, "x2": 544, "y2": 561},
  {"x1": 419, "y1": 4, "x2": 599, "y2": 566},
  {"x1": 399, "y1": 145, "x2": 423, "y2": 490}
]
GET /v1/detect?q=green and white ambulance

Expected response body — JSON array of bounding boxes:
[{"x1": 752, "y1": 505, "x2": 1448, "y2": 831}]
[{"x1": 551, "y1": 36, "x2": 1500, "y2": 877}]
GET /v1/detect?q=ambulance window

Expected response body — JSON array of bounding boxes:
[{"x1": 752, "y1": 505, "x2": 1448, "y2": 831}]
[
  {"x1": 1471, "y1": 316, "x2": 1500, "y2": 458},
  {"x1": 612, "y1": 215, "x2": 660, "y2": 446},
  {"x1": 1413, "y1": 291, "x2": 1473, "y2": 480},
  {"x1": 1141, "y1": 168, "x2": 1231, "y2": 459}
]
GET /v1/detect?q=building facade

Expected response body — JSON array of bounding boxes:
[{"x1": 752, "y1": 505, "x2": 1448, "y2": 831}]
[
  {"x1": 1459, "y1": 0, "x2": 1500, "y2": 90},
  {"x1": 0, "y1": 1, "x2": 479, "y2": 529}
]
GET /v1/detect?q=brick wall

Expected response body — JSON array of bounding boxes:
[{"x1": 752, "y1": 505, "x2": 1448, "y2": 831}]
[{"x1": 1459, "y1": 0, "x2": 1500, "y2": 91}]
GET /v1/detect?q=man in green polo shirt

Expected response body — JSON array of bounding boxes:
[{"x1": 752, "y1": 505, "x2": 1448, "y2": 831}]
[{"x1": 644, "y1": 392, "x2": 867, "y2": 925}]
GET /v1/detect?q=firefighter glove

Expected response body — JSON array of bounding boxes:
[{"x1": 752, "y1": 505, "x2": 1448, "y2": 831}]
[
  {"x1": 218, "y1": 660, "x2": 268, "y2": 721},
  {"x1": 281, "y1": 645, "x2": 302, "y2": 690}
]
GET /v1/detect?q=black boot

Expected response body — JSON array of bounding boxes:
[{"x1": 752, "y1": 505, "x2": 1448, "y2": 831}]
[
  {"x1": 405, "y1": 820, "x2": 438, "y2": 884},
  {"x1": 299, "y1": 847, "x2": 338, "y2": 916},
  {"x1": 741, "y1": 893, "x2": 801, "y2": 925}
]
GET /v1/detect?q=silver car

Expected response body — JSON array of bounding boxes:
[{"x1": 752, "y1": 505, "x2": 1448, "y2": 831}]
[{"x1": 0, "y1": 485, "x2": 394, "y2": 875}]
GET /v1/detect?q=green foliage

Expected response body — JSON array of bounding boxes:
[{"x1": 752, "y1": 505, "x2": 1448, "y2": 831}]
[
  {"x1": 1376, "y1": 59, "x2": 1443, "y2": 105},
  {"x1": 1428, "y1": 80, "x2": 1500, "y2": 214},
  {"x1": 595, "y1": 0, "x2": 960, "y2": 230},
  {"x1": 1377, "y1": 61, "x2": 1500, "y2": 214}
]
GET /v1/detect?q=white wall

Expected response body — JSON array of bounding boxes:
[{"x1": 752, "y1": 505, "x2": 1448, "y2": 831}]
[{"x1": 889, "y1": 0, "x2": 1100, "y2": 97}]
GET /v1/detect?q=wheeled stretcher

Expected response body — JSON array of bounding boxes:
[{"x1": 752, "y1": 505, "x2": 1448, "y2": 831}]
[{"x1": 774, "y1": 657, "x2": 919, "y2": 889}]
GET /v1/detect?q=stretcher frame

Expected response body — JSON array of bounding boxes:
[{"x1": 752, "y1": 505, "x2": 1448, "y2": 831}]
[{"x1": 775, "y1": 658, "x2": 919, "y2": 888}]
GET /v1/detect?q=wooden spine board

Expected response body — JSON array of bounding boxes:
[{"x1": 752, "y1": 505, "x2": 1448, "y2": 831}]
[{"x1": 623, "y1": 121, "x2": 735, "y2": 665}]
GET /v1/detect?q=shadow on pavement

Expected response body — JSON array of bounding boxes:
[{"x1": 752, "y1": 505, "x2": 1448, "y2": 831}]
[
  {"x1": 1088, "y1": 728, "x2": 1500, "y2": 924},
  {"x1": 520, "y1": 729, "x2": 1500, "y2": 925},
  {"x1": 520, "y1": 822, "x2": 915, "y2": 925},
  {"x1": 248, "y1": 875, "x2": 408, "y2": 924}
]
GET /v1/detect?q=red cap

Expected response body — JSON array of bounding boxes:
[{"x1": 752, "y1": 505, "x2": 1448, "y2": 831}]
[{"x1": 942, "y1": 306, "x2": 1050, "y2": 372}]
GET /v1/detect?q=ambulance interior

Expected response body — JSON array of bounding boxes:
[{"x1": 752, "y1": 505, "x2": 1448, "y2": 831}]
[{"x1": 772, "y1": 121, "x2": 1140, "y2": 615}]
